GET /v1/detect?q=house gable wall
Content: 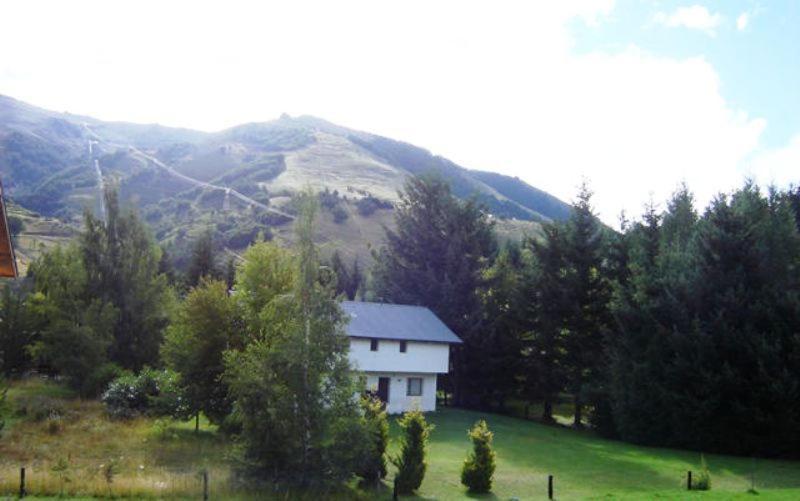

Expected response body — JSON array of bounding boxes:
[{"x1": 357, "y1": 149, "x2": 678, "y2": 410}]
[{"x1": 348, "y1": 338, "x2": 450, "y2": 374}]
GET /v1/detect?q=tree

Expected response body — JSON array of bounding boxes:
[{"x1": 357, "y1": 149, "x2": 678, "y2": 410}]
[
  {"x1": 373, "y1": 175, "x2": 495, "y2": 406},
  {"x1": 224, "y1": 256, "x2": 236, "y2": 291},
  {"x1": 461, "y1": 420, "x2": 496, "y2": 493},
  {"x1": 357, "y1": 395, "x2": 389, "y2": 484},
  {"x1": 28, "y1": 245, "x2": 117, "y2": 396},
  {"x1": 474, "y1": 244, "x2": 524, "y2": 411},
  {"x1": 521, "y1": 224, "x2": 568, "y2": 423},
  {"x1": 186, "y1": 230, "x2": 218, "y2": 288},
  {"x1": 7, "y1": 215, "x2": 24, "y2": 244},
  {"x1": 158, "y1": 246, "x2": 177, "y2": 286},
  {"x1": 559, "y1": 183, "x2": 613, "y2": 427},
  {"x1": 0, "y1": 282, "x2": 42, "y2": 376},
  {"x1": 392, "y1": 409, "x2": 433, "y2": 494},
  {"x1": 162, "y1": 278, "x2": 241, "y2": 430},
  {"x1": 224, "y1": 192, "x2": 365, "y2": 485},
  {"x1": 80, "y1": 187, "x2": 173, "y2": 370},
  {"x1": 606, "y1": 183, "x2": 800, "y2": 456}
]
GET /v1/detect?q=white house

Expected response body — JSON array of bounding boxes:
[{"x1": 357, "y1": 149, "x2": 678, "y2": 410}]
[{"x1": 342, "y1": 301, "x2": 462, "y2": 414}]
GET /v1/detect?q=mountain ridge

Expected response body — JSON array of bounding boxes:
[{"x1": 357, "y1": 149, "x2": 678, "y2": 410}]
[{"x1": 0, "y1": 93, "x2": 568, "y2": 268}]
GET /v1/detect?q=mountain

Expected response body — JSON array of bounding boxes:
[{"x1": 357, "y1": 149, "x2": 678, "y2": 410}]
[{"x1": 0, "y1": 94, "x2": 570, "y2": 268}]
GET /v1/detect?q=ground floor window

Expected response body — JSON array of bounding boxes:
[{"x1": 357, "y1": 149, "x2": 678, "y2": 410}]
[{"x1": 407, "y1": 377, "x2": 423, "y2": 396}]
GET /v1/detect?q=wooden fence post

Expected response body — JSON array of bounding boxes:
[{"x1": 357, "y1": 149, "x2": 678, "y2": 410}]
[
  {"x1": 19, "y1": 467, "x2": 26, "y2": 498},
  {"x1": 202, "y1": 470, "x2": 209, "y2": 500},
  {"x1": 687, "y1": 470, "x2": 692, "y2": 490},
  {"x1": 392, "y1": 476, "x2": 398, "y2": 500},
  {"x1": 548, "y1": 474, "x2": 553, "y2": 499}
]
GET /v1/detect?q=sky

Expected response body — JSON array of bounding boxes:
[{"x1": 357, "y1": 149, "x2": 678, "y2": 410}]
[{"x1": 0, "y1": 0, "x2": 798, "y2": 225}]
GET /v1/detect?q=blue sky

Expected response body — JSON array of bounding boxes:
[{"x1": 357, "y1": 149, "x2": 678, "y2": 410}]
[
  {"x1": 0, "y1": 1, "x2": 797, "y2": 224},
  {"x1": 571, "y1": 1, "x2": 800, "y2": 149}
]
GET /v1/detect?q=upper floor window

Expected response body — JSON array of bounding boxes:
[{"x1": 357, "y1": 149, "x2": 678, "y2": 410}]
[
  {"x1": 407, "y1": 377, "x2": 423, "y2": 396},
  {"x1": 399, "y1": 340, "x2": 407, "y2": 353},
  {"x1": 370, "y1": 338, "x2": 379, "y2": 351}
]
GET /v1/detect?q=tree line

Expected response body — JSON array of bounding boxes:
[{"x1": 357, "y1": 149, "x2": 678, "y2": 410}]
[
  {"x1": 1, "y1": 174, "x2": 799, "y2": 474},
  {"x1": 371, "y1": 175, "x2": 800, "y2": 457}
]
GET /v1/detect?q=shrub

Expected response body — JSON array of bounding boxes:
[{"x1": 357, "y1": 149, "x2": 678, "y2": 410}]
[
  {"x1": 102, "y1": 368, "x2": 188, "y2": 419},
  {"x1": 461, "y1": 420, "x2": 496, "y2": 493},
  {"x1": 355, "y1": 195, "x2": 392, "y2": 216},
  {"x1": 392, "y1": 409, "x2": 433, "y2": 494},
  {"x1": 357, "y1": 395, "x2": 389, "y2": 484},
  {"x1": 82, "y1": 363, "x2": 125, "y2": 398},
  {"x1": 692, "y1": 454, "x2": 712, "y2": 491}
]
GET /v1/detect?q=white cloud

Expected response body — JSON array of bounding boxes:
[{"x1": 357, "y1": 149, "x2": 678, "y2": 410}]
[
  {"x1": 654, "y1": 5, "x2": 723, "y2": 36},
  {"x1": 737, "y1": 12, "x2": 750, "y2": 31},
  {"x1": 0, "y1": 0, "x2": 778, "y2": 224},
  {"x1": 746, "y1": 135, "x2": 800, "y2": 189}
]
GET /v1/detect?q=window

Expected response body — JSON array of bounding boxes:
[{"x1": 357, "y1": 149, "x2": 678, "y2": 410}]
[
  {"x1": 407, "y1": 377, "x2": 423, "y2": 396},
  {"x1": 399, "y1": 340, "x2": 407, "y2": 353},
  {"x1": 370, "y1": 338, "x2": 379, "y2": 351}
]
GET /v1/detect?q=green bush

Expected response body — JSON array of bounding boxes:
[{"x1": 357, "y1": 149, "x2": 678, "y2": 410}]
[
  {"x1": 461, "y1": 420, "x2": 496, "y2": 493},
  {"x1": 82, "y1": 362, "x2": 125, "y2": 398},
  {"x1": 357, "y1": 395, "x2": 389, "y2": 484},
  {"x1": 392, "y1": 409, "x2": 433, "y2": 494},
  {"x1": 692, "y1": 454, "x2": 712, "y2": 491},
  {"x1": 102, "y1": 368, "x2": 188, "y2": 419}
]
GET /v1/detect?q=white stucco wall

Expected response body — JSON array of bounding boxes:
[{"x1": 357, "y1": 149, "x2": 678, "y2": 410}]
[
  {"x1": 364, "y1": 372, "x2": 438, "y2": 414},
  {"x1": 348, "y1": 338, "x2": 450, "y2": 373}
]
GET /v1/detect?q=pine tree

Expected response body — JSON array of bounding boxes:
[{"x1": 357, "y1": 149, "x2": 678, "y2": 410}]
[
  {"x1": 357, "y1": 395, "x2": 389, "y2": 484},
  {"x1": 522, "y1": 225, "x2": 568, "y2": 423},
  {"x1": 475, "y1": 245, "x2": 524, "y2": 411},
  {"x1": 461, "y1": 420, "x2": 496, "y2": 493},
  {"x1": 373, "y1": 175, "x2": 495, "y2": 406},
  {"x1": 392, "y1": 409, "x2": 433, "y2": 494},
  {"x1": 559, "y1": 182, "x2": 612, "y2": 427}
]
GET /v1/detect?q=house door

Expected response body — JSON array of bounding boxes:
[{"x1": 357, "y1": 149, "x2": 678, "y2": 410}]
[{"x1": 377, "y1": 377, "x2": 390, "y2": 405}]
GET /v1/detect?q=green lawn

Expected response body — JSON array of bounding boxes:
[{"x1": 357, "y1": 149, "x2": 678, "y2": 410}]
[
  {"x1": 400, "y1": 408, "x2": 800, "y2": 500},
  {"x1": 3, "y1": 379, "x2": 800, "y2": 499}
]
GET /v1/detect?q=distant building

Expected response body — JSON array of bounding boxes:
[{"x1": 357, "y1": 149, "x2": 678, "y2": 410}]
[{"x1": 342, "y1": 301, "x2": 462, "y2": 413}]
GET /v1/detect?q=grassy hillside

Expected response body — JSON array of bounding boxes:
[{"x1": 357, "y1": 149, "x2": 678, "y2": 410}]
[
  {"x1": 2, "y1": 378, "x2": 799, "y2": 500},
  {"x1": 0, "y1": 93, "x2": 567, "y2": 272}
]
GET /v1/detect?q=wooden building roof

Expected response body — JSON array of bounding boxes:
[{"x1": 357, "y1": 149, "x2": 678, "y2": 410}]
[{"x1": 0, "y1": 181, "x2": 18, "y2": 278}]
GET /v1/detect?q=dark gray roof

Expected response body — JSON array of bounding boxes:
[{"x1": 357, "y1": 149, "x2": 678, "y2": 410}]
[{"x1": 341, "y1": 301, "x2": 462, "y2": 344}]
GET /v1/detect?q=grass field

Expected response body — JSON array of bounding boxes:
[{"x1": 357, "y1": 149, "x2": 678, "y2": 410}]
[{"x1": 2, "y1": 378, "x2": 800, "y2": 499}]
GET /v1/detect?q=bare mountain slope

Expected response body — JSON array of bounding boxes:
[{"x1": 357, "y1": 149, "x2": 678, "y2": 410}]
[{"x1": 0, "y1": 94, "x2": 565, "y2": 264}]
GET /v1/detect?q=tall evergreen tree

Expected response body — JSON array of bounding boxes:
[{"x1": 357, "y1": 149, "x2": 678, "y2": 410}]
[
  {"x1": 521, "y1": 225, "x2": 568, "y2": 423},
  {"x1": 373, "y1": 175, "x2": 495, "y2": 406},
  {"x1": 475, "y1": 244, "x2": 524, "y2": 411},
  {"x1": 559, "y1": 183, "x2": 613, "y2": 427}
]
